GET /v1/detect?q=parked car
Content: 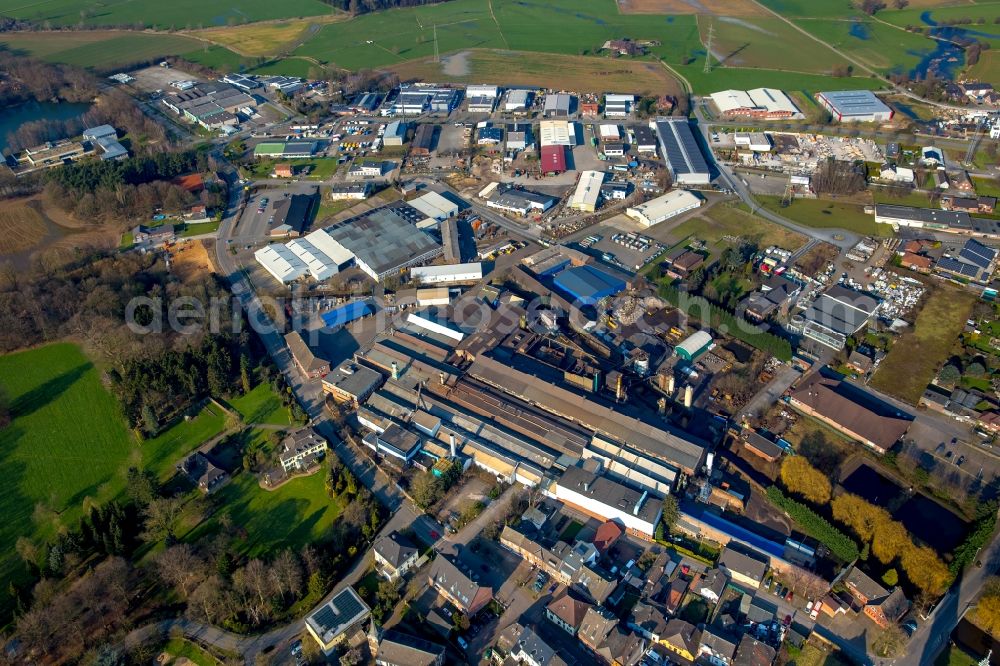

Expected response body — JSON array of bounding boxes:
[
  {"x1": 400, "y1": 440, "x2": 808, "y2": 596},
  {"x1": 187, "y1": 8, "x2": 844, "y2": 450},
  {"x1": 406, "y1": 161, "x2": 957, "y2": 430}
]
[{"x1": 903, "y1": 620, "x2": 918, "y2": 637}]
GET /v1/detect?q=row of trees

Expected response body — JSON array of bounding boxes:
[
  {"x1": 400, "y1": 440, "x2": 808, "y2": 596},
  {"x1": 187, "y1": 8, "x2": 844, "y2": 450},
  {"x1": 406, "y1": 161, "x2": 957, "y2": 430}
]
[
  {"x1": 780, "y1": 456, "x2": 833, "y2": 504},
  {"x1": 832, "y1": 492, "x2": 951, "y2": 595},
  {"x1": 766, "y1": 486, "x2": 859, "y2": 562},
  {"x1": 0, "y1": 48, "x2": 97, "y2": 108},
  {"x1": 658, "y1": 283, "x2": 793, "y2": 361}
]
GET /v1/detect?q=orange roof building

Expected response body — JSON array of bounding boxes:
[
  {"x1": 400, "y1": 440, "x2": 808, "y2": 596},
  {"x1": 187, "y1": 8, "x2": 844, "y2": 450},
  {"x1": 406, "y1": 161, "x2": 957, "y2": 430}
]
[{"x1": 174, "y1": 173, "x2": 205, "y2": 192}]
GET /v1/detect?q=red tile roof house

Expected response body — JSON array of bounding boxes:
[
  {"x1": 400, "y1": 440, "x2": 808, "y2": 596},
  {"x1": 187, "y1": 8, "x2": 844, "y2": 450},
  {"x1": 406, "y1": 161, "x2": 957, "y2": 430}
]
[
  {"x1": 864, "y1": 587, "x2": 909, "y2": 628},
  {"x1": 592, "y1": 520, "x2": 624, "y2": 555}
]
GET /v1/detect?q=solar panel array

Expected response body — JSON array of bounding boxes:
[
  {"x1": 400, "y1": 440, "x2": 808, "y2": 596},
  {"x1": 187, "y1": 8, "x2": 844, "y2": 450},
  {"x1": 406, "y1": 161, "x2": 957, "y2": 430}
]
[
  {"x1": 960, "y1": 239, "x2": 997, "y2": 270},
  {"x1": 654, "y1": 119, "x2": 709, "y2": 178},
  {"x1": 937, "y1": 256, "x2": 980, "y2": 278},
  {"x1": 332, "y1": 588, "x2": 366, "y2": 622}
]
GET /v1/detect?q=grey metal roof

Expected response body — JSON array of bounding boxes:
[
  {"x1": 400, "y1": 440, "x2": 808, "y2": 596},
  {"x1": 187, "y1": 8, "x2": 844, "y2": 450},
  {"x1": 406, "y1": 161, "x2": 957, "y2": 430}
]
[
  {"x1": 324, "y1": 206, "x2": 441, "y2": 276},
  {"x1": 874, "y1": 204, "x2": 971, "y2": 227},
  {"x1": 652, "y1": 118, "x2": 710, "y2": 178},
  {"x1": 817, "y1": 90, "x2": 892, "y2": 117}
]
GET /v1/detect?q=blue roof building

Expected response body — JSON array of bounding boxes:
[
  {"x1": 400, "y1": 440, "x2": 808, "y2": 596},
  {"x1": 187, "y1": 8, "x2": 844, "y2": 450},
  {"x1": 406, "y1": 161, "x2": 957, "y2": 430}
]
[
  {"x1": 321, "y1": 300, "x2": 375, "y2": 328},
  {"x1": 553, "y1": 265, "x2": 626, "y2": 305}
]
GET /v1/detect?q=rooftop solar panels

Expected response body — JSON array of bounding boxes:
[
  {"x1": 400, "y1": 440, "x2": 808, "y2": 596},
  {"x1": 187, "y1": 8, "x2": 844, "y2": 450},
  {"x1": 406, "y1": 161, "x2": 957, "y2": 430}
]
[
  {"x1": 960, "y1": 238, "x2": 997, "y2": 270},
  {"x1": 938, "y1": 256, "x2": 982, "y2": 278},
  {"x1": 652, "y1": 118, "x2": 711, "y2": 185}
]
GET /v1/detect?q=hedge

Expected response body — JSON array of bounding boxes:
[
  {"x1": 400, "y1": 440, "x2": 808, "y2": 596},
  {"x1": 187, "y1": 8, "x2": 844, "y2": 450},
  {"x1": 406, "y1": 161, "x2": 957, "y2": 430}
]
[
  {"x1": 659, "y1": 283, "x2": 793, "y2": 361},
  {"x1": 950, "y1": 505, "x2": 998, "y2": 574},
  {"x1": 766, "y1": 486, "x2": 860, "y2": 562}
]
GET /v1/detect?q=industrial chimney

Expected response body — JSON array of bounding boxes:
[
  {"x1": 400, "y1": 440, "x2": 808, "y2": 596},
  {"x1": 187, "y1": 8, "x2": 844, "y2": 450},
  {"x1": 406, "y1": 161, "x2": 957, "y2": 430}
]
[
  {"x1": 391, "y1": 361, "x2": 399, "y2": 380},
  {"x1": 657, "y1": 397, "x2": 667, "y2": 415},
  {"x1": 668, "y1": 374, "x2": 676, "y2": 396},
  {"x1": 439, "y1": 371, "x2": 445, "y2": 385},
  {"x1": 615, "y1": 373, "x2": 624, "y2": 402},
  {"x1": 684, "y1": 384, "x2": 693, "y2": 408},
  {"x1": 449, "y1": 433, "x2": 457, "y2": 458}
]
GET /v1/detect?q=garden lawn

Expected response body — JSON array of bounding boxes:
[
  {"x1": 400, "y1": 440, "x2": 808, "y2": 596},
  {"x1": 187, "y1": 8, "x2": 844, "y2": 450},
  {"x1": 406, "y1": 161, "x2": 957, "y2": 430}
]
[
  {"x1": 226, "y1": 383, "x2": 292, "y2": 426},
  {"x1": 183, "y1": 463, "x2": 343, "y2": 558},
  {"x1": 871, "y1": 284, "x2": 976, "y2": 404},
  {"x1": 140, "y1": 402, "x2": 227, "y2": 482},
  {"x1": 160, "y1": 637, "x2": 221, "y2": 666},
  {"x1": 0, "y1": 343, "x2": 133, "y2": 614}
]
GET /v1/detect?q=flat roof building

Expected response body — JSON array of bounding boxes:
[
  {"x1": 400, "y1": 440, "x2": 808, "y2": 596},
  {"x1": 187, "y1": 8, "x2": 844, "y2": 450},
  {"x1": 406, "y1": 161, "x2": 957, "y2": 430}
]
[
  {"x1": 626, "y1": 189, "x2": 702, "y2": 227},
  {"x1": 505, "y1": 89, "x2": 533, "y2": 112},
  {"x1": 816, "y1": 90, "x2": 893, "y2": 122},
  {"x1": 325, "y1": 205, "x2": 443, "y2": 281},
  {"x1": 556, "y1": 465, "x2": 662, "y2": 540},
  {"x1": 554, "y1": 265, "x2": 626, "y2": 305},
  {"x1": 411, "y1": 124, "x2": 436, "y2": 155},
  {"x1": 633, "y1": 125, "x2": 658, "y2": 153},
  {"x1": 410, "y1": 262, "x2": 483, "y2": 284},
  {"x1": 874, "y1": 204, "x2": 971, "y2": 230},
  {"x1": 487, "y1": 188, "x2": 558, "y2": 216},
  {"x1": 652, "y1": 118, "x2": 711, "y2": 185},
  {"x1": 409, "y1": 191, "x2": 459, "y2": 221}
]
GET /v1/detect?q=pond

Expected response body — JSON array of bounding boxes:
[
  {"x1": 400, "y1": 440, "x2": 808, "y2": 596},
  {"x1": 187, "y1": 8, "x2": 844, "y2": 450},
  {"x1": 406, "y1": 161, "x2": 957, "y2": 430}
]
[
  {"x1": 0, "y1": 100, "x2": 92, "y2": 151},
  {"x1": 909, "y1": 10, "x2": 1000, "y2": 80},
  {"x1": 840, "y1": 463, "x2": 969, "y2": 554}
]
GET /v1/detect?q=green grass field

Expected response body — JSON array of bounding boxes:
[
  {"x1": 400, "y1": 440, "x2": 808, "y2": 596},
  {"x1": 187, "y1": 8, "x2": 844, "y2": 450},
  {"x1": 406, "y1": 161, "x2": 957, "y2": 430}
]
[
  {"x1": 792, "y1": 18, "x2": 935, "y2": 73},
  {"x1": 160, "y1": 637, "x2": 221, "y2": 666},
  {"x1": 295, "y1": 0, "x2": 701, "y2": 70},
  {"x1": 0, "y1": 31, "x2": 211, "y2": 68},
  {"x1": 226, "y1": 383, "x2": 292, "y2": 426},
  {"x1": 675, "y1": 63, "x2": 886, "y2": 95},
  {"x1": 871, "y1": 283, "x2": 976, "y2": 404},
  {"x1": 666, "y1": 203, "x2": 808, "y2": 251},
  {"x1": 757, "y1": 195, "x2": 890, "y2": 236},
  {"x1": 0, "y1": 0, "x2": 334, "y2": 29},
  {"x1": 705, "y1": 16, "x2": 844, "y2": 74},
  {"x1": 183, "y1": 456, "x2": 342, "y2": 557},
  {"x1": 0, "y1": 344, "x2": 133, "y2": 612},
  {"x1": 246, "y1": 157, "x2": 339, "y2": 179}
]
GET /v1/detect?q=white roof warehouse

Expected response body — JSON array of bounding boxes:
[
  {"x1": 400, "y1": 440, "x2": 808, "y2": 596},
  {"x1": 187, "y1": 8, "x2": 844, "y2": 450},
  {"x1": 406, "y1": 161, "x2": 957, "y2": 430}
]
[{"x1": 626, "y1": 189, "x2": 702, "y2": 227}]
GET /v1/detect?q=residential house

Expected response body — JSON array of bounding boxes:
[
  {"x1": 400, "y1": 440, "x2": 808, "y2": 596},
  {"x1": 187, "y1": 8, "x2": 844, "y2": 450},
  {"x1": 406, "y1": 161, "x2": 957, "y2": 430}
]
[
  {"x1": 132, "y1": 223, "x2": 175, "y2": 247},
  {"x1": 575, "y1": 562, "x2": 619, "y2": 605},
  {"x1": 661, "y1": 249, "x2": 704, "y2": 280},
  {"x1": 274, "y1": 163, "x2": 294, "y2": 178},
  {"x1": 846, "y1": 349, "x2": 876, "y2": 375},
  {"x1": 304, "y1": 587, "x2": 371, "y2": 655},
  {"x1": 594, "y1": 626, "x2": 647, "y2": 666},
  {"x1": 628, "y1": 601, "x2": 670, "y2": 643},
  {"x1": 718, "y1": 545, "x2": 769, "y2": 590},
  {"x1": 278, "y1": 428, "x2": 328, "y2": 472},
  {"x1": 740, "y1": 276, "x2": 800, "y2": 322},
  {"x1": 843, "y1": 567, "x2": 888, "y2": 607},
  {"x1": 664, "y1": 577, "x2": 689, "y2": 615},
  {"x1": 428, "y1": 553, "x2": 493, "y2": 616},
  {"x1": 865, "y1": 587, "x2": 909, "y2": 628},
  {"x1": 733, "y1": 635, "x2": 776, "y2": 666},
  {"x1": 499, "y1": 623, "x2": 567, "y2": 666},
  {"x1": 695, "y1": 568, "x2": 729, "y2": 604},
  {"x1": 545, "y1": 593, "x2": 592, "y2": 635},
  {"x1": 372, "y1": 629, "x2": 445, "y2": 666},
  {"x1": 373, "y1": 531, "x2": 420, "y2": 581},
  {"x1": 592, "y1": 520, "x2": 624, "y2": 555},
  {"x1": 578, "y1": 606, "x2": 619, "y2": 653},
  {"x1": 699, "y1": 627, "x2": 738, "y2": 666},
  {"x1": 900, "y1": 252, "x2": 933, "y2": 273},
  {"x1": 179, "y1": 452, "x2": 228, "y2": 493},
  {"x1": 660, "y1": 619, "x2": 699, "y2": 662}
]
